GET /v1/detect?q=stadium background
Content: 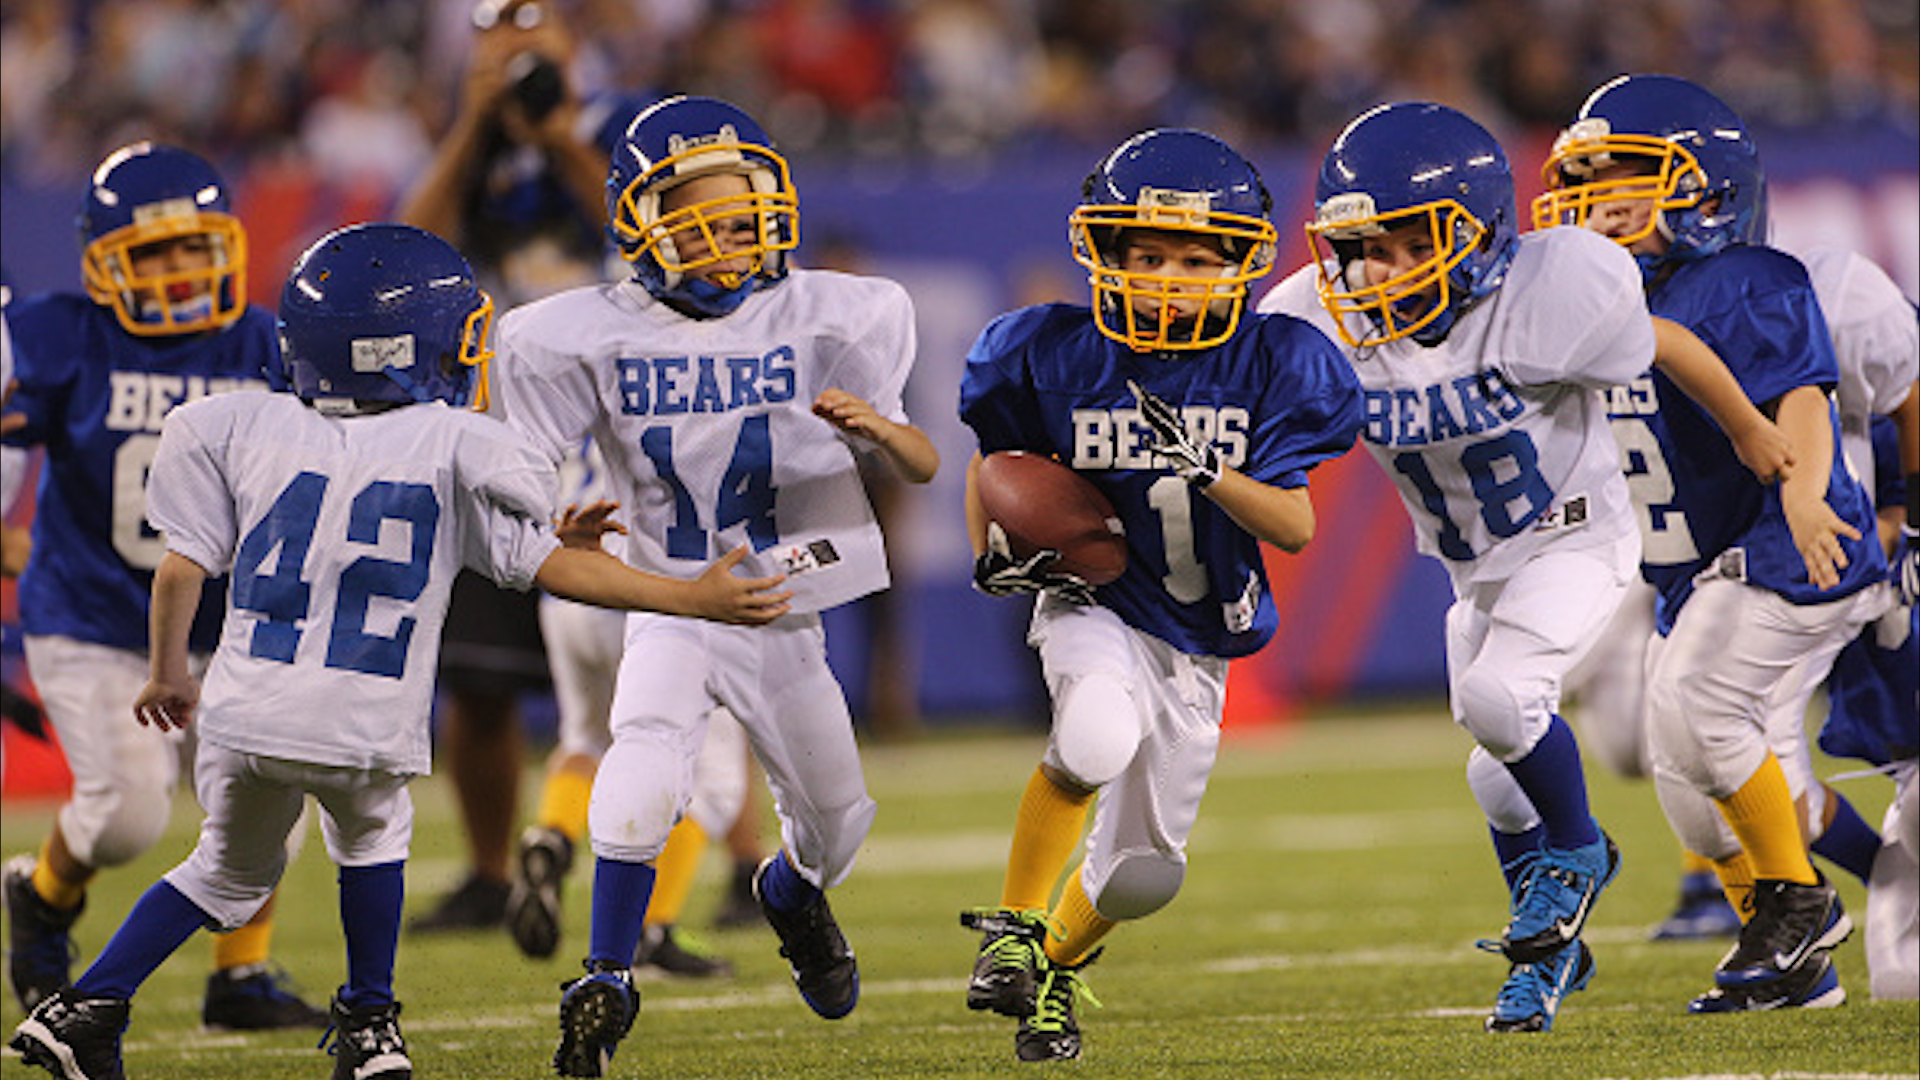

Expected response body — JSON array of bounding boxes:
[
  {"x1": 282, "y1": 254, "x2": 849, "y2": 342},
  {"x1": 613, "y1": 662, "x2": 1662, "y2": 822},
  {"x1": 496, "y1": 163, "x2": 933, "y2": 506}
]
[{"x1": 1, "y1": 0, "x2": 1915, "y2": 790}]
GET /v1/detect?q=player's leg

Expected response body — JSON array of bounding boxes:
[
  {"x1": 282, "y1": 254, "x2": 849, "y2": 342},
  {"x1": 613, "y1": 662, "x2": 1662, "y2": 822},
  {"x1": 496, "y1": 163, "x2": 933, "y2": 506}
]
[
  {"x1": 1017, "y1": 636, "x2": 1224, "y2": 1062},
  {"x1": 556, "y1": 615, "x2": 711, "y2": 1074},
  {"x1": 1448, "y1": 540, "x2": 1631, "y2": 965},
  {"x1": 510, "y1": 598, "x2": 622, "y2": 959},
  {"x1": 636, "y1": 707, "x2": 748, "y2": 978},
  {"x1": 9, "y1": 637, "x2": 180, "y2": 1012},
  {"x1": 726, "y1": 617, "x2": 874, "y2": 1021},
  {"x1": 1647, "y1": 579, "x2": 1874, "y2": 1002},
  {"x1": 314, "y1": 762, "x2": 415, "y2": 1080},
  {"x1": 1866, "y1": 761, "x2": 1918, "y2": 1000}
]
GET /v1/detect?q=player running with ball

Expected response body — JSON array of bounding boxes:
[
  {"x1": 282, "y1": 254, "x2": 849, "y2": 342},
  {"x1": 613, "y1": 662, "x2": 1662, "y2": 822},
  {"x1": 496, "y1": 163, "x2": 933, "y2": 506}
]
[{"x1": 959, "y1": 127, "x2": 1365, "y2": 1063}]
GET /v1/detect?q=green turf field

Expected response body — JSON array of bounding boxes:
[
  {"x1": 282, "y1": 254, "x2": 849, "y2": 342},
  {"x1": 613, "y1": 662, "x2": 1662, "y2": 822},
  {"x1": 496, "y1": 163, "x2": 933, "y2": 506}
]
[{"x1": 3, "y1": 704, "x2": 1915, "y2": 1079}]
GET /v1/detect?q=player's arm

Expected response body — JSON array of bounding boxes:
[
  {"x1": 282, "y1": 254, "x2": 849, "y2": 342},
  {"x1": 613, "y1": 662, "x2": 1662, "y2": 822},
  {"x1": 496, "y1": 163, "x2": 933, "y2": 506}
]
[
  {"x1": 1650, "y1": 316, "x2": 1794, "y2": 483},
  {"x1": 812, "y1": 388, "x2": 940, "y2": 483},
  {"x1": 133, "y1": 551, "x2": 209, "y2": 732},
  {"x1": 533, "y1": 544, "x2": 792, "y2": 625},
  {"x1": 1773, "y1": 384, "x2": 1862, "y2": 590},
  {"x1": 1127, "y1": 379, "x2": 1314, "y2": 551}
]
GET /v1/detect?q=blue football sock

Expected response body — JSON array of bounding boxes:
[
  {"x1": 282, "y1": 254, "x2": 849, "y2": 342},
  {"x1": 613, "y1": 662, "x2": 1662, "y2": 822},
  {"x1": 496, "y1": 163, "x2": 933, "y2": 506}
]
[
  {"x1": 1812, "y1": 791, "x2": 1881, "y2": 885},
  {"x1": 339, "y1": 861, "x2": 405, "y2": 1009},
  {"x1": 756, "y1": 850, "x2": 821, "y2": 914},
  {"x1": 75, "y1": 880, "x2": 213, "y2": 1001},
  {"x1": 1490, "y1": 824, "x2": 1546, "y2": 893},
  {"x1": 587, "y1": 857, "x2": 656, "y2": 969},
  {"x1": 1501, "y1": 715, "x2": 1601, "y2": 851}
]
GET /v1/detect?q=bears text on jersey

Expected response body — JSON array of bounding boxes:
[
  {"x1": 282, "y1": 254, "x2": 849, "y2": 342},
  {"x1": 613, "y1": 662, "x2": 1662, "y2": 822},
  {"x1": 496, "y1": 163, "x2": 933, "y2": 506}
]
[
  {"x1": 1361, "y1": 369, "x2": 1527, "y2": 448},
  {"x1": 1069, "y1": 404, "x2": 1250, "y2": 471},
  {"x1": 616, "y1": 347, "x2": 797, "y2": 416},
  {"x1": 108, "y1": 370, "x2": 269, "y2": 433}
]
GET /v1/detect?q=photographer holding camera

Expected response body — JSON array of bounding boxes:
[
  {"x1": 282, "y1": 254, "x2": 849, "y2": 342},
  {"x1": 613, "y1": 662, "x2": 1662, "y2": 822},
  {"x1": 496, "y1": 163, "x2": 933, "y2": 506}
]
[{"x1": 397, "y1": 0, "x2": 640, "y2": 934}]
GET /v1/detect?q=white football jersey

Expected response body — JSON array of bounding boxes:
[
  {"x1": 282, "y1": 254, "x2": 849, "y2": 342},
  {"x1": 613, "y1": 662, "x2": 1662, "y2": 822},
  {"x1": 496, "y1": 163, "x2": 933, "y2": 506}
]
[
  {"x1": 1260, "y1": 227, "x2": 1653, "y2": 587},
  {"x1": 147, "y1": 391, "x2": 563, "y2": 774},
  {"x1": 1796, "y1": 246, "x2": 1918, "y2": 483},
  {"x1": 488, "y1": 268, "x2": 917, "y2": 613}
]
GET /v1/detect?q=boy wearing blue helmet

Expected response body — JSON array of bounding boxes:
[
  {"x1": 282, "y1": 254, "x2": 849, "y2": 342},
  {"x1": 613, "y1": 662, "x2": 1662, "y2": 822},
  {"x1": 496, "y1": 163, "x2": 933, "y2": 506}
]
[
  {"x1": 958, "y1": 127, "x2": 1365, "y2": 1063},
  {"x1": 1537, "y1": 73, "x2": 1890, "y2": 1013},
  {"x1": 1261, "y1": 101, "x2": 1791, "y2": 1034},
  {"x1": 5, "y1": 223, "x2": 790, "y2": 1080},
  {"x1": 0, "y1": 141, "x2": 326, "y2": 1031},
  {"x1": 480, "y1": 94, "x2": 940, "y2": 1077}
]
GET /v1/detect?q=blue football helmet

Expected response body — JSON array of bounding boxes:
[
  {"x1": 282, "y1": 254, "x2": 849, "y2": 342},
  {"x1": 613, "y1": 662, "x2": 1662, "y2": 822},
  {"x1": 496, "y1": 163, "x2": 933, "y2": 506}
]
[
  {"x1": 1069, "y1": 128, "x2": 1277, "y2": 352},
  {"x1": 605, "y1": 95, "x2": 798, "y2": 318},
  {"x1": 278, "y1": 223, "x2": 494, "y2": 411},
  {"x1": 1533, "y1": 74, "x2": 1764, "y2": 271},
  {"x1": 1306, "y1": 103, "x2": 1516, "y2": 348},
  {"x1": 79, "y1": 142, "x2": 247, "y2": 337}
]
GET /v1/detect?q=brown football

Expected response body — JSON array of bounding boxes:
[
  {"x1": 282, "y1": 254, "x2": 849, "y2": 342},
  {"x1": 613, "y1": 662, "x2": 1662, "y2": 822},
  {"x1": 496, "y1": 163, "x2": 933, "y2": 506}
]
[{"x1": 977, "y1": 451, "x2": 1127, "y2": 586}]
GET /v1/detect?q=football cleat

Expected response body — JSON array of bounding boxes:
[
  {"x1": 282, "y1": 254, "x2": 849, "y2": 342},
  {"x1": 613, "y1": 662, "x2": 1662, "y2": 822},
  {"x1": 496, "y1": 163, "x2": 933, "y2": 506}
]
[
  {"x1": 1690, "y1": 949, "x2": 1846, "y2": 1013},
  {"x1": 1015, "y1": 948, "x2": 1101, "y2": 1062},
  {"x1": 202, "y1": 963, "x2": 327, "y2": 1030},
  {"x1": 1713, "y1": 875, "x2": 1850, "y2": 989},
  {"x1": 8, "y1": 985, "x2": 130, "y2": 1080},
  {"x1": 1500, "y1": 831, "x2": 1620, "y2": 964},
  {"x1": 508, "y1": 827, "x2": 574, "y2": 960},
  {"x1": 406, "y1": 874, "x2": 509, "y2": 934},
  {"x1": 553, "y1": 961, "x2": 638, "y2": 1079},
  {"x1": 1485, "y1": 939, "x2": 1593, "y2": 1033},
  {"x1": 633, "y1": 924, "x2": 733, "y2": 979},
  {"x1": 5, "y1": 855, "x2": 83, "y2": 1013},
  {"x1": 752, "y1": 856, "x2": 859, "y2": 1020},
  {"x1": 1649, "y1": 872, "x2": 1742, "y2": 941},
  {"x1": 319, "y1": 995, "x2": 411, "y2": 1080},
  {"x1": 960, "y1": 908, "x2": 1051, "y2": 1017}
]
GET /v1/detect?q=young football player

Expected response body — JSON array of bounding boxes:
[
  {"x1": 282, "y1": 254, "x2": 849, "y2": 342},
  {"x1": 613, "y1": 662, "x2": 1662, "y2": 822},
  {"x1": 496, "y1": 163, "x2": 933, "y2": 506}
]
[
  {"x1": 1534, "y1": 73, "x2": 1889, "y2": 1011},
  {"x1": 0, "y1": 141, "x2": 326, "y2": 1030},
  {"x1": 1259, "y1": 101, "x2": 1792, "y2": 1033},
  {"x1": 478, "y1": 94, "x2": 939, "y2": 1078},
  {"x1": 4, "y1": 223, "x2": 789, "y2": 1080},
  {"x1": 958, "y1": 127, "x2": 1365, "y2": 1062}
]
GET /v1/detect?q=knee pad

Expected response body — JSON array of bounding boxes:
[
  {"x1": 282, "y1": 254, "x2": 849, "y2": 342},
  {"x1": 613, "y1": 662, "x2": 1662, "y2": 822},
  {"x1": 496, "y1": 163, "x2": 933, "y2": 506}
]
[
  {"x1": 1465, "y1": 746, "x2": 1541, "y2": 834},
  {"x1": 1453, "y1": 664, "x2": 1543, "y2": 762},
  {"x1": 587, "y1": 735, "x2": 692, "y2": 862},
  {"x1": 1047, "y1": 673, "x2": 1144, "y2": 790},
  {"x1": 1653, "y1": 767, "x2": 1740, "y2": 861},
  {"x1": 1092, "y1": 850, "x2": 1185, "y2": 920}
]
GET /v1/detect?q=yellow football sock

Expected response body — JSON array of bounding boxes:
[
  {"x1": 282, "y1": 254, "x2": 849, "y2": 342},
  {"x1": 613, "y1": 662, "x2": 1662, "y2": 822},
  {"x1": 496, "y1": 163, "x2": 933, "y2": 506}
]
[
  {"x1": 1001, "y1": 767, "x2": 1093, "y2": 912},
  {"x1": 31, "y1": 844, "x2": 84, "y2": 911},
  {"x1": 1710, "y1": 849, "x2": 1758, "y2": 924},
  {"x1": 214, "y1": 899, "x2": 275, "y2": 970},
  {"x1": 537, "y1": 765, "x2": 595, "y2": 843},
  {"x1": 1681, "y1": 849, "x2": 1717, "y2": 877},
  {"x1": 645, "y1": 819, "x2": 709, "y2": 927},
  {"x1": 1715, "y1": 754, "x2": 1817, "y2": 886},
  {"x1": 1044, "y1": 867, "x2": 1115, "y2": 968}
]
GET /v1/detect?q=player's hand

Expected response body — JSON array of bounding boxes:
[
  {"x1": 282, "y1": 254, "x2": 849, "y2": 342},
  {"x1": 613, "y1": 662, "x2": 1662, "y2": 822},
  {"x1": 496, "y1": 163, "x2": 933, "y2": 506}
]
[
  {"x1": 555, "y1": 500, "x2": 626, "y2": 551},
  {"x1": 812, "y1": 388, "x2": 886, "y2": 441},
  {"x1": 1783, "y1": 491, "x2": 1861, "y2": 590},
  {"x1": 1728, "y1": 414, "x2": 1795, "y2": 485},
  {"x1": 1128, "y1": 379, "x2": 1220, "y2": 488},
  {"x1": 691, "y1": 546, "x2": 792, "y2": 626},
  {"x1": 133, "y1": 676, "x2": 199, "y2": 733},
  {"x1": 1894, "y1": 525, "x2": 1920, "y2": 607},
  {"x1": 973, "y1": 522, "x2": 1094, "y2": 605}
]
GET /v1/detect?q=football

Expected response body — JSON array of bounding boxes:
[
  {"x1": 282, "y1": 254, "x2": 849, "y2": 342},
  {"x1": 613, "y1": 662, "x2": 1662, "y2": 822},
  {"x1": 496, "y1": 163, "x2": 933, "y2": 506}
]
[{"x1": 976, "y1": 451, "x2": 1127, "y2": 586}]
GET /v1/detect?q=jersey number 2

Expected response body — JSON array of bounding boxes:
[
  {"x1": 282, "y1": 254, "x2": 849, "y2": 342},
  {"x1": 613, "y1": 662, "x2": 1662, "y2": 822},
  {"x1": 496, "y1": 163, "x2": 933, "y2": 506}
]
[{"x1": 232, "y1": 471, "x2": 440, "y2": 678}]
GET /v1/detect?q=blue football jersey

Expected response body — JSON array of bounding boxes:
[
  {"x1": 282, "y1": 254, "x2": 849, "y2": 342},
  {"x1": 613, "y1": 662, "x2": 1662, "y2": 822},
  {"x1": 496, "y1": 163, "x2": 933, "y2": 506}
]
[
  {"x1": 959, "y1": 304, "x2": 1364, "y2": 658},
  {"x1": 2, "y1": 294, "x2": 276, "y2": 651},
  {"x1": 1608, "y1": 246, "x2": 1885, "y2": 628}
]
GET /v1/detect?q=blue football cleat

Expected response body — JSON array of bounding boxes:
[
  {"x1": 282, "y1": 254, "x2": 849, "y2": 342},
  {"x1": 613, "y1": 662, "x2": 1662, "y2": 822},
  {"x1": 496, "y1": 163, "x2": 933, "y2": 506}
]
[
  {"x1": 1714, "y1": 876, "x2": 1850, "y2": 989},
  {"x1": 1690, "y1": 949, "x2": 1846, "y2": 1013},
  {"x1": 553, "y1": 961, "x2": 637, "y2": 1078},
  {"x1": 1486, "y1": 939, "x2": 1594, "y2": 1033},
  {"x1": 1500, "y1": 831, "x2": 1620, "y2": 964}
]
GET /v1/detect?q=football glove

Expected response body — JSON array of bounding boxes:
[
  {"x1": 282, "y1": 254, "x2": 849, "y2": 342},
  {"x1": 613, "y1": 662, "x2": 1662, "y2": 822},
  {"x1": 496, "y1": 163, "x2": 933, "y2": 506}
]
[
  {"x1": 1128, "y1": 379, "x2": 1220, "y2": 488},
  {"x1": 973, "y1": 522, "x2": 1094, "y2": 605}
]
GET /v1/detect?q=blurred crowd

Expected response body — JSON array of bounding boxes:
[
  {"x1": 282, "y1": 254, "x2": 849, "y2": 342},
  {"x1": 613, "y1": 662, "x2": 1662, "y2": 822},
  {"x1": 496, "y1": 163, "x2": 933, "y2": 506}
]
[{"x1": 3, "y1": 0, "x2": 1916, "y2": 191}]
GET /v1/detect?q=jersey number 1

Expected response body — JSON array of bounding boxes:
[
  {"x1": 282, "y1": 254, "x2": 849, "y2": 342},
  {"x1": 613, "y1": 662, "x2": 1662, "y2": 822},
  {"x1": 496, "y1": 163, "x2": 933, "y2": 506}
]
[{"x1": 232, "y1": 471, "x2": 440, "y2": 678}]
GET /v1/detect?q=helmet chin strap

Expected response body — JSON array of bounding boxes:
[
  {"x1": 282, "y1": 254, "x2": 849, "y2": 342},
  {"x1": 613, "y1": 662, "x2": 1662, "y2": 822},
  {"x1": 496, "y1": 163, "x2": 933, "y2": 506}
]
[{"x1": 663, "y1": 273, "x2": 761, "y2": 319}]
